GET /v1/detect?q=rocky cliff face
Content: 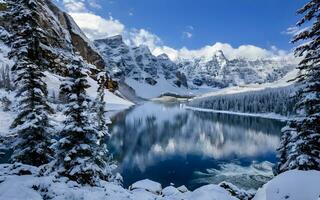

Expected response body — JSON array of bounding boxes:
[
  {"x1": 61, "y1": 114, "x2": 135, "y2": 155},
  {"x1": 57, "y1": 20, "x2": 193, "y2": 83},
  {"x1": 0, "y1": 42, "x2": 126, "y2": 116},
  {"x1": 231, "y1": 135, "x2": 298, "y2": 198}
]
[{"x1": 0, "y1": 0, "x2": 105, "y2": 74}]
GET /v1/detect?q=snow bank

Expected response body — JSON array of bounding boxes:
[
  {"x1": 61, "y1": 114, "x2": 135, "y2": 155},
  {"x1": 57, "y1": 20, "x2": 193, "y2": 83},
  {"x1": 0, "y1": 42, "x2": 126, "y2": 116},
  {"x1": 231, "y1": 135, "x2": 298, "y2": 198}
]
[
  {"x1": 1, "y1": 164, "x2": 318, "y2": 200},
  {"x1": 253, "y1": 170, "x2": 320, "y2": 200},
  {"x1": 0, "y1": 164, "x2": 236, "y2": 200}
]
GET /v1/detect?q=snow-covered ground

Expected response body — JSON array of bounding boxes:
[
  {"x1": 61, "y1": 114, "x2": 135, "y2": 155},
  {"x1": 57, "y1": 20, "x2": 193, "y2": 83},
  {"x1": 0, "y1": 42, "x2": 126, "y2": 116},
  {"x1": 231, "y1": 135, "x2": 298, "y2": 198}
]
[
  {"x1": 44, "y1": 71, "x2": 134, "y2": 111},
  {"x1": 125, "y1": 76, "x2": 217, "y2": 99},
  {"x1": 0, "y1": 164, "x2": 319, "y2": 200}
]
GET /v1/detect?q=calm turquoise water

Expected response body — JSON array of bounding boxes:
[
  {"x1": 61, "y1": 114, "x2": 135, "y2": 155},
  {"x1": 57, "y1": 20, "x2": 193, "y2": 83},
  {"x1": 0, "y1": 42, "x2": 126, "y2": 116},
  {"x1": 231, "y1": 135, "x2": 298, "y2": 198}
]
[{"x1": 108, "y1": 102, "x2": 285, "y2": 190}]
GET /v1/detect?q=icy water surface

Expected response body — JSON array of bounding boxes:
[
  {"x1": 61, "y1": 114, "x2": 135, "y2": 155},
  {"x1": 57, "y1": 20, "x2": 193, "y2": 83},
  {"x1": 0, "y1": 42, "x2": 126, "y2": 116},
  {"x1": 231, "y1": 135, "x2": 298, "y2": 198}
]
[{"x1": 108, "y1": 102, "x2": 285, "y2": 190}]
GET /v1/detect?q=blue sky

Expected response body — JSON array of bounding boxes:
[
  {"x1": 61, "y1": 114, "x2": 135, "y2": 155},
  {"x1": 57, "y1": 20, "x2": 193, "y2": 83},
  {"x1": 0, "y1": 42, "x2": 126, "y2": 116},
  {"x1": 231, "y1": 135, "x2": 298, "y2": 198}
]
[
  {"x1": 94, "y1": 0, "x2": 303, "y2": 50},
  {"x1": 57, "y1": 0, "x2": 307, "y2": 60}
]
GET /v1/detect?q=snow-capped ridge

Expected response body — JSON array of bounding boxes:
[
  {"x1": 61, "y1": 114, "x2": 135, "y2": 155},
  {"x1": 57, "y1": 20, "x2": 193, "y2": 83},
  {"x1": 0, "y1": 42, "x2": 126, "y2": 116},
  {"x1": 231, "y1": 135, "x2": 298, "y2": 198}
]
[{"x1": 95, "y1": 34, "x2": 297, "y2": 99}]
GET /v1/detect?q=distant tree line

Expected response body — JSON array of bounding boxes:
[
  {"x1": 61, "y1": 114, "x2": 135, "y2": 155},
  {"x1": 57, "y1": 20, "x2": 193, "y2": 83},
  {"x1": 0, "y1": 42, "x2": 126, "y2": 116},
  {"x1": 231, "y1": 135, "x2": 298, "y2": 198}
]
[{"x1": 189, "y1": 86, "x2": 298, "y2": 116}]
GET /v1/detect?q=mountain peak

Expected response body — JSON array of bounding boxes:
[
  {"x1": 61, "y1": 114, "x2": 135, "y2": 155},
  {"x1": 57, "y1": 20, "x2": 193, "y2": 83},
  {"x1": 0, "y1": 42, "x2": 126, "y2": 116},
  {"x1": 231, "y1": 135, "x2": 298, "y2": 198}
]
[
  {"x1": 212, "y1": 50, "x2": 228, "y2": 67},
  {"x1": 157, "y1": 53, "x2": 170, "y2": 60},
  {"x1": 214, "y1": 50, "x2": 227, "y2": 60},
  {"x1": 135, "y1": 45, "x2": 152, "y2": 54},
  {"x1": 94, "y1": 35, "x2": 125, "y2": 49},
  {"x1": 95, "y1": 35, "x2": 123, "y2": 43}
]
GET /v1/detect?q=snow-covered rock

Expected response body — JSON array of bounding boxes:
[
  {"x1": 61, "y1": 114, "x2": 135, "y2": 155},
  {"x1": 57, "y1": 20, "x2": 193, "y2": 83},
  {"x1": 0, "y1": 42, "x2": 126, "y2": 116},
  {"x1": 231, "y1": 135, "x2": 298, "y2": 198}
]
[
  {"x1": 253, "y1": 170, "x2": 320, "y2": 200},
  {"x1": 177, "y1": 185, "x2": 189, "y2": 193},
  {"x1": 130, "y1": 179, "x2": 162, "y2": 195},
  {"x1": 184, "y1": 184, "x2": 238, "y2": 200},
  {"x1": 219, "y1": 181, "x2": 255, "y2": 200},
  {"x1": 162, "y1": 186, "x2": 181, "y2": 197}
]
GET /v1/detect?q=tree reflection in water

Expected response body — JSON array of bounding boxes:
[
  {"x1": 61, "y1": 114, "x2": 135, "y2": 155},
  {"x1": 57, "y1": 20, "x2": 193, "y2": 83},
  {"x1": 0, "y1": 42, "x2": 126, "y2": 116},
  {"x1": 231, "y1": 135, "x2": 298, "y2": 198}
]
[{"x1": 108, "y1": 102, "x2": 285, "y2": 190}]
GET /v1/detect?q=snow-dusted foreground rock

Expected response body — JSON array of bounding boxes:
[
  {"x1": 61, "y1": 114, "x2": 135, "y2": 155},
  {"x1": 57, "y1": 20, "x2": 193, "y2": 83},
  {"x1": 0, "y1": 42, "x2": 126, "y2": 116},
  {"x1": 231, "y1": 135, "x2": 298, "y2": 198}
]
[
  {"x1": 0, "y1": 164, "x2": 319, "y2": 200},
  {"x1": 253, "y1": 170, "x2": 320, "y2": 200}
]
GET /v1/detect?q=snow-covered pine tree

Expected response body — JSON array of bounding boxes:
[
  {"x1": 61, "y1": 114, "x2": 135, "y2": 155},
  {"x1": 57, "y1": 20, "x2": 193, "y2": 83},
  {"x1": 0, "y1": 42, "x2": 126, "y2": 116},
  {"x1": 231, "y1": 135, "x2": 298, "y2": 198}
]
[
  {"x1": 275, "y1": 0, "x2": 320, "y2": 174},
  {"x1": 9, "y1": 0, "x2": 54, "y2": 166},
  {"x1": 55, "y1": 57, "x2": 113, "y2": 185},
  {"x1": 93, "y1": 72, "x2": 114, "y2": 179},
  {"x1": 95, "y1": 72, "x2": 109, "y2": 138}
]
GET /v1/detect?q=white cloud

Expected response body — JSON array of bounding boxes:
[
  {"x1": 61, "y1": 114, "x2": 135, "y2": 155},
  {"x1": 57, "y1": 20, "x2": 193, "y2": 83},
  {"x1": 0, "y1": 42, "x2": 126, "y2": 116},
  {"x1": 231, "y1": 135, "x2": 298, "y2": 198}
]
[
  {"x1": 125, "y1": 29, "x2": 162, "y2": 51},
  {"x1": 153, "y1": 42, "x2": 293, "y2": 61},
  {"x1": 182, "y1": 25, "x2": 194, "y2": 39},
  {"x1": 61, "y1": 0, "x2": 124, "y2": 40},
  {"x1": 62, "y1": 0, "x2": 101, "y2": 12},
  {"x1": 63, "y1": 0, "x2": 87, "y2": 12},
  {"x1": 182, "y1": 31, "x2": 193, "y2": 39},
  {"x1": 88, "y1": 0, "x2": 102, "y2": 9},
  {"x1": 69, "y1": 13, "x2": 125, "y2": 40},
  {"x1": 186, "y1": 25, "x2": 194, "y2": 30}
]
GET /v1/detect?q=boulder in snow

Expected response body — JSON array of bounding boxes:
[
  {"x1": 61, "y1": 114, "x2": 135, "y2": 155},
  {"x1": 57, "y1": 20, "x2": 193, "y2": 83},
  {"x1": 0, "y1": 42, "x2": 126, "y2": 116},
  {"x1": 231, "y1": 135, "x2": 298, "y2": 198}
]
[
  {"x1": 129, "y1": 179, "x2": 162, "y2": 195},
  {"x1": 185, "y1": 184, "x2": 238, "y2": 200},
  {"x1": 177, "y1": 185, "x2": 189, "y2": 193},
  {"x1": 162, "y1": 186, "x2": 180, "y2": 196}
]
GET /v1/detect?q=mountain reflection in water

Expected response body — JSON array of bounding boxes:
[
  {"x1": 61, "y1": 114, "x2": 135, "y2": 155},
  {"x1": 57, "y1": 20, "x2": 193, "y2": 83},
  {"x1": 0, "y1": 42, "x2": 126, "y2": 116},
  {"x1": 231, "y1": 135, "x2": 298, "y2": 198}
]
[{"x1": 108, "y1": 102, "x2": 285, "y2": 190}]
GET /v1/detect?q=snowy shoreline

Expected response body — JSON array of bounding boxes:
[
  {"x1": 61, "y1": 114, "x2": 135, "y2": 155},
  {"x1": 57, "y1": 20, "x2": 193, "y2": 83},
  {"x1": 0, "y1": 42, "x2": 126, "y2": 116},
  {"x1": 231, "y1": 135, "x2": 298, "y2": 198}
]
[
  {"x1": 0, "y1": 164, "x2": 319, "y2": 200},
  {"x1": 185, "y1": 106, "x2": 290, "y2": 121}
]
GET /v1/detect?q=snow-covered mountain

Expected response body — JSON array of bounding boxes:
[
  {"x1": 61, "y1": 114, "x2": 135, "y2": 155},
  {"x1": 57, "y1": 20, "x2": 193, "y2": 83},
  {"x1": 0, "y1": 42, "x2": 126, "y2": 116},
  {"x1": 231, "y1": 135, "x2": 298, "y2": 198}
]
[
  {"x1": 178, "y1": 50, "x2": 296, "y2": 87},
  {"x1": 95, "y1": 35, "x2": 192, "y2": 99},
  {"x1": 95, "y1": 35, "x2": 297, "y2": 98},
  {"x1": 94, "y1": 35, "x2": 186, "y2": 88}
]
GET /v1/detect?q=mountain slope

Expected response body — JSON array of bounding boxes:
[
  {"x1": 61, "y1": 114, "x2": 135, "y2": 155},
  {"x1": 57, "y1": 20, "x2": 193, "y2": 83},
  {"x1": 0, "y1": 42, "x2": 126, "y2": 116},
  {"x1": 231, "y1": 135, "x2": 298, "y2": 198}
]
[{"x1": 95, "y1": 35, "x2": 193, "y2": 98}]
